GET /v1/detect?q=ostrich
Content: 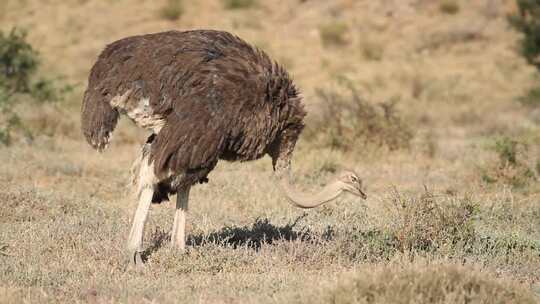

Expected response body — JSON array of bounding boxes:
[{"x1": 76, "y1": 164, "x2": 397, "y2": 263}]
[{"x1": 81, "y1": 30, "x2": 367, "y2": 265}]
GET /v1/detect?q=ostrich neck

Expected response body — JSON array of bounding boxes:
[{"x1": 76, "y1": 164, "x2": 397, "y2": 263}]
[{"x1": 275, "y1": 166, "x2": 343, "y2": 209}]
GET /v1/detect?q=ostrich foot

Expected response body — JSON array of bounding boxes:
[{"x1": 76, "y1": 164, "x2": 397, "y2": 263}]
[
  {"x1": 126, "y1": 250, "x2": 145, "y2": 270},
  {"x1": 170, "y1": 240, "x2": 186, "y2": 252}
]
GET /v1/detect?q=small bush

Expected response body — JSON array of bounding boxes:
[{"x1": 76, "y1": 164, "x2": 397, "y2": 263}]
[
  {"x1": 389, "y1": 189, "x2": 477, "y2": 253},
  {"x1": 0, "y1": 28, "x2": 69, "y2": 145},
  {"x1": 319, "y1": 261, "x2": 537, "y2": 304},
  {"x1": 319, "y1": 22, "x2": 349, "y2": 47},
  {"x1": 159, "y1": 0, "x2": 183, "y2": 21},
  {"x1": 439, "y1": 0, "x2": 460, "y2": 15},
  {"x1": 509, "y1": 0, "x2": 540, "y2": 70},
  {"x1": 510, "y1": 1, "x2": 540, "y2": 109},
  {"x1": 305, "y1": 78, "x2": 413, "y2": 152},
  {"x1": 0, "y1": 28, "x2": 39, "y2": 94},
  {"x1": 481, "y1": 136, "x2": 537, "y2": 188},
  {"x1": 223, "y1": 0, "x2": 256, "y2": 10}
]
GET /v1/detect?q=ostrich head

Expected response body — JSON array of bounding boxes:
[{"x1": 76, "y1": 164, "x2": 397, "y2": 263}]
[
  {"x1": 336, "y1": 170, "x2": 367, "y2": 199},
  {"x1": 276, "y1": 167, "x2": 368, "y2": 209}
]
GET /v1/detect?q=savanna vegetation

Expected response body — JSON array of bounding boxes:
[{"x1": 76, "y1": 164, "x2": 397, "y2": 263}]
[{"x1": 0, "y1": 0, "x2": 539, "y2": 303}]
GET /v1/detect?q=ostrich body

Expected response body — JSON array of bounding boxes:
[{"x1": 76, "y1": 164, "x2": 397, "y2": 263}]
[{"x1": 81, "y1": 30, "x2": 366, "y2": 265}]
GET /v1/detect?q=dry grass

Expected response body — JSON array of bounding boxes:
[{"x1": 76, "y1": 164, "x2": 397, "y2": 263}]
[
  {"x1": 0, "y1": 0, "x2": 539, "y2": 303},
  {"x1": 313, "y1": 260, "x2": 538, "y2": 304}
]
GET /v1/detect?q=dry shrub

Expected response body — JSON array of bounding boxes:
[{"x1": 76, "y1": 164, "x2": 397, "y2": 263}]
[
  {"x1": 389, "y1": 189, "x2": 477, "y2": 253},
  {"x1": 360, "y1": 38, "x2": 384, "y2": 61},
  {"x1": 159, "y1": 0, "x2": 183, "y2": 21},
  {"x1": 305, "y1": 79, "x2": 413, "y2": 152},
  {"x1": 319, "y1": 22, "x2": 349, "y2": 47},
  {"x1": 320, "y1": 261, "x2": 538, "y2": 304},
  {"x1": 481, "y1": 136, "x2": 537, "y2": 188},
  {"x1": 439, "y1": 0, "x2": 460, "y2": 15}
]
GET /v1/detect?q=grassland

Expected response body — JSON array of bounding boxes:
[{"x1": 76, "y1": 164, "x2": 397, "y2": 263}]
[{"x1": 0, "y1": 0, "x2": 539, "y2": 303}]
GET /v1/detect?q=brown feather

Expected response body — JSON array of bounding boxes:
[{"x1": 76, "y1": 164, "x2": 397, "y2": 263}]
[{"x1": 81, "y1": 30, "x2": 306, "y2": 191}]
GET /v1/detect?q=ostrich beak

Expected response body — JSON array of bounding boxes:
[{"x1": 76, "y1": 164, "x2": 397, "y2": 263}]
[
  {"x1": 354, "y1": 179, "x2": 367, "y2": 199},
  {"x1": 358, "y1": 189, "x2": 367, "y2": 200},
  {"x1": 348, "y1": 184, "x2": 367, "y2": 199}
]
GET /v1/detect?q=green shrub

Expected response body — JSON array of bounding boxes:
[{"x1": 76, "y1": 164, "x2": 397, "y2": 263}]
[
  {"x1": 319, "y1": 22, "x2": 349, "y2": 47},
  {"x1": 510, "y1": 1, "x2": 540, "y2": 109},
  {"x1": 0, "y1": 28, "x2": 70, "y2": 145},
  {"x1": 510, "y1": 0, "x2": 540, "y2": 70},
  {"x1": 0, "y1": 28, "x2": 39, "y2": 94},
  {"x1": 223, "y1": 0, "x2": 256, "y2": 10},
  {"x1": 305, "y1": 77, "x2": 413, "y2": 152},
  {"x1": 159, "y1": 0, "x2": 183, "y2": 21}
]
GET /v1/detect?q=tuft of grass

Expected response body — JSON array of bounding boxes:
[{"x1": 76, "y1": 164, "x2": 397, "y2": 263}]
[
  {"x1": 223, "y1": 0, "x2": 256, "y2": 10},
  {"x1": 439, "y1": 0, "x2": 460, "y2": 15},
  {"x1": 159, "y1": 0, "x2": 184, "y2": 21},
  {"x1": 305, "y1": 77, "x2": 413, "y2": 152},
  {"x1": 315, "y1": 261, "x2": 538, "y2": 304},
  {"x1": 319, "y1": 22, "x2": 349, "y2": 47}
]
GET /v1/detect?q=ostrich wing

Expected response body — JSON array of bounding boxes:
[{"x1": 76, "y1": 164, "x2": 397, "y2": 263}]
[{"x1": 149, "y1": 94, "x2": 227, "y2": 181}]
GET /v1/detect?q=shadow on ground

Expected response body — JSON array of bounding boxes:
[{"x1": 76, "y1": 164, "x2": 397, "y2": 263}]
[{"x1": 141, "y1": 214, "x2": 324, "y2": 261}]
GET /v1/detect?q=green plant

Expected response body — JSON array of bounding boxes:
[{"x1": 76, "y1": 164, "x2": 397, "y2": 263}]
[
  {"x1": 0, "y1": 28, "x2": 39, "y2": 95},
  {"x1": 159, "y1": 0, "x2": 183, "y2": 21},
  {"x1": 439, "y1": 0, "x2": 460, "y2": 15},
  {"x1": 510, "y1": 1, "x2": 540, "y2": 109},
  {"x1": 0, "y1": 28, "x2": 70, "y2": 145},
  {"x1": 223, "y1": 0, "x2": 256, "y2": 10},
  {"x1": 319, "y1": 22, "x2": 349, "y2": 47},
  {"x1": 510, "y1": 0, "x2": 540, "y2": 70},
  {"x1": 305, "y1": 77, "x2": 413, "y2": 151}
]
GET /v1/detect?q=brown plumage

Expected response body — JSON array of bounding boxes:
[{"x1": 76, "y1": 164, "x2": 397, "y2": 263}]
[
  {"x1": 82, "y1": 30, "x2": 366, "y2": 265},
  {"x1": 82, "y1": 30, "x2": 305, "y2": 197}
]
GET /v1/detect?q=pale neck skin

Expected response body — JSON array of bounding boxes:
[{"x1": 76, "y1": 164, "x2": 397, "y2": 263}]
[{"x1": 274, "y1": 163, "x2": 345, "y2": 209}]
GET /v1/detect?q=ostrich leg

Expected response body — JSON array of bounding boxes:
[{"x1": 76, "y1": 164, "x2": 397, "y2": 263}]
[
  {"x1": 126, "y1": 188, "x2": 153, "y2": 265},
  {"x1": 171, "y1": 186, "x2": 191, "y2": 250},
  {"x1": 126, "y1": 151, "x2": 156, "y2": 265}
]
